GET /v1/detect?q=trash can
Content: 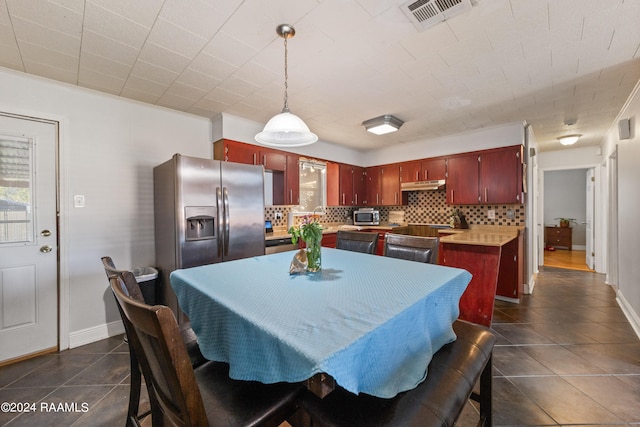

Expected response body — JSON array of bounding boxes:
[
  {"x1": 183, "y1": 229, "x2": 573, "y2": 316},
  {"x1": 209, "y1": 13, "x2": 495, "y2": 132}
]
[{"x1": 131, "y1": 266, "x2": 158, "y2": 305}]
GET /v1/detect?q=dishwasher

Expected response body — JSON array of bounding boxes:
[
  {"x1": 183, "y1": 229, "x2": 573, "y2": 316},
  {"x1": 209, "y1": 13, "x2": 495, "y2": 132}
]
[{"x1": 265, "y1": 237, "x2": 297, "y2": 254}]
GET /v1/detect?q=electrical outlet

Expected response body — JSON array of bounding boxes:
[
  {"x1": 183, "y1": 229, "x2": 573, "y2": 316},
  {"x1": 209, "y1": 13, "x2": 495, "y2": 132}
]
[
  {"x1": 275, "y1": 212, "x2": 282, "y2": 220},
  {"x1": 487, "y1": 209, "x2": 495, "y2": 220},
  {"x1": 507, "y1": 209, "x2": 515, "y2": 219}
]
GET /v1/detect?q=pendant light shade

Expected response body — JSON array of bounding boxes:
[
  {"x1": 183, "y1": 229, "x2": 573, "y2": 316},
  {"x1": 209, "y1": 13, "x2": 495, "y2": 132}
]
[
  {"x1": 256, "y1": 24, "x2": 317, "y2": 147},
  {"x1": 256, "y1": 111, "x2": 318, "y2": 147}
]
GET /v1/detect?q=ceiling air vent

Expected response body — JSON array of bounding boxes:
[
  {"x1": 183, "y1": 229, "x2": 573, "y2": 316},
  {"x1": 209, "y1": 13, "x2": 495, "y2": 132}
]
[{"x1": 401, "y1": 0, "x2": 472, "y2": 31}]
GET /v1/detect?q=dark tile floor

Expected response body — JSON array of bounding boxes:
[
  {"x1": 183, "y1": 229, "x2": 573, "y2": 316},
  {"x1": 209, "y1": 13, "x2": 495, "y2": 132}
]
[
  {"x1": 458, "y1": 266, "x2": 640, "y2": 426},
  {"x1": 1, "y1": 266, "x2": 638, "y2": 426}
]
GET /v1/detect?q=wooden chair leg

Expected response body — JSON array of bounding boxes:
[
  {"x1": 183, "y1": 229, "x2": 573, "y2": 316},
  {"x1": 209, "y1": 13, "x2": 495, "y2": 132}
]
[
  {"x1": 477, "y1": 354, "x2": 492, "y2": 427},
  {"x1": 126, "y1": 349, "x2": 142, "y2": 427}
]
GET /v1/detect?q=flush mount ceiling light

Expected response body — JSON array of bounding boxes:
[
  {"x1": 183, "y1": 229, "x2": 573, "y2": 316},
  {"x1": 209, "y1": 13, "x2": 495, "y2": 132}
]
[
  {"x1": 362, "y1": 115, "x2": 404, "y2": 135},
  {"x1": 255, "y1": 24, "x2": 317, "y2": 147},
  {"x1": 558, "y1": 134, "x2": 581, "y2": 146}
]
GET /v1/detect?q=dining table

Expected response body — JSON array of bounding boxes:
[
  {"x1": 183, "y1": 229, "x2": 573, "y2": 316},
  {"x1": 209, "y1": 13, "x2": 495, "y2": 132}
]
[{"x1": 170, "y1": 247, "x2": 472, "y2": 399}]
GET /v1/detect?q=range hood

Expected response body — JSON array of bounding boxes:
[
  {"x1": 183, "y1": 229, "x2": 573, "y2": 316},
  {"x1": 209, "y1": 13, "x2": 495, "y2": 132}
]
[{"x1": 400, "y1": 179, "x2": 446, "y2": 191}]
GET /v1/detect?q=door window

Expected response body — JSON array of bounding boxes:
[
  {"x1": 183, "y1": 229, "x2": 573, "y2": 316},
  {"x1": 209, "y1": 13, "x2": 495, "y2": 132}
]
[{"x1": 0, "y1": 136, "x2": 34, "y2": 244}]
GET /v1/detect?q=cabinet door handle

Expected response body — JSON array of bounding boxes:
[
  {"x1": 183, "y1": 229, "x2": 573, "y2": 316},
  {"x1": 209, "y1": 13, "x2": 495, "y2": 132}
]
[
  {"x1": 263, "y1": 154, "x2": 266, "y2": 165},
  {"x1": 355, "y1": 194, "x2": 358, "y2": 205},
  {"x1": 342, "y1": 193, "x2": 345, "y2": 205},
  {"x1": 290, "y1": 189, "x2": 293, "y2": 204},
  {"x1": 450, "y1": 189, "x2": 454, "y2": 203},
  {"x1": 253, "y1": 153, "x2": 257, "y2": 165},
  {"x1": 484, "y1": 188, "x2": 488, "y2": 202},
  {"x1": 416, "y1": 170, "x2": 419, "y2": 181}
]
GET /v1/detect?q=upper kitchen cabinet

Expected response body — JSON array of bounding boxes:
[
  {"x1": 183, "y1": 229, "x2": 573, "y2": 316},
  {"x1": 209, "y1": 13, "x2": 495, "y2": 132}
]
[
  {"x1": 326, "y1": 162, "x2": 340, "y2": 206},
  {"x1": 400, "y1": 158, "x2": 446, "y2": 182},
  {"x1": 446, "y1": 153, "x2": 480, "y2": 205},
  {"x1": 214, "y1": 139, "x2": 297, "y2": 205},
  {"x1": 214, "y1": 139, "x2": 259, "y2": 165},
  {"x1": 366, "y1": 165, "x2": 381, "y2": 206},
  {"x1": 213, "y1": 139, "x2": 285, "y2": 171},
  {"x1": 285, "y1": 154, "x2": 300, "y2": 205},
  {"x1": 339, "y1": 164, "x2": 354, "y2": 206},
  {"x1": 446, "y1": 145, "x2": 524, "y2": 205},
  {"x1": 380, "y1": 164, "x2": 407, "y2": 206},
  {"x1": 479, "y1": 145, "x2": 523, "y2": 204},
  {"x1": 421, "y1": 158, "x2": 446, "y2": 181},
  {"x1": 353, "y1": 166, "x2": 366, "y2": 206},
  {"x1": 261, "y1": 148, "x2": 287, "y2": 171},
  {"x1": 337, "y1": 164, "x2": 367, "y2": 206}
]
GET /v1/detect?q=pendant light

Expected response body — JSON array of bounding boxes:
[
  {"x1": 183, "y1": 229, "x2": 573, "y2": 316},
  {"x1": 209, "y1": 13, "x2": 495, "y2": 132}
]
[{"x1": 255, "y1": 24, "x2": 318, "y2": 147}]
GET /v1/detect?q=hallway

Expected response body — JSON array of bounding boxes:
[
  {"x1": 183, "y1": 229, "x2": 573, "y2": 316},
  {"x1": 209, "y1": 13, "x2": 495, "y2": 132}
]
[{"x1": 0, "y1": 267, "x2": 638, "y2": 426}]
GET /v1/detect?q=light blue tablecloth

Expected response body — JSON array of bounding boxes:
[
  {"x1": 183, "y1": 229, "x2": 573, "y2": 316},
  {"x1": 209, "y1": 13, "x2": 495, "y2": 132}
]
[{"x1": 171, "y1": 248, "x2": 471, "y2": 398}]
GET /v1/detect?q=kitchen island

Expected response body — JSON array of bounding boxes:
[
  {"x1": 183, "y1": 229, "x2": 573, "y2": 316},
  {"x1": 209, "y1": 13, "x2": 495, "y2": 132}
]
[{"x1": 439, "y1": 226, "x2": 525, "y2": 326}]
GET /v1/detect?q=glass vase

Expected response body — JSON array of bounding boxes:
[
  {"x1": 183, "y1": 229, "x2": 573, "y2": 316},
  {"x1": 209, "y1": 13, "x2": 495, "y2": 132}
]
[{"x1": 305, "y1": 234, "x2": 322, "y2": 272}]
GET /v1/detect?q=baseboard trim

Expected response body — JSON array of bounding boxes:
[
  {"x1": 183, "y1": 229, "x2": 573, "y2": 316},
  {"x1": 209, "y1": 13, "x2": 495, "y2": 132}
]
[
  {"x1": 495, "y1": 295, "x2": 520, "y2": 304},
  {"x1": 525, "y1": 272, "x2": 537, "y2": 294},
  {"x1": 68, "y1": 320, "x2": 125, "y2": 349},
  {"x1": 616, "y1": 290, "x2": 640, "y2": 340}
]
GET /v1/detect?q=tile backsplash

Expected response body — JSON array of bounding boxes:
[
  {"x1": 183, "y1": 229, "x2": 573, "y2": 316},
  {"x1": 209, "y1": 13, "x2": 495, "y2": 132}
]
[{"x1": 265, "y1": 189, "x2": 524, "y2": 228}]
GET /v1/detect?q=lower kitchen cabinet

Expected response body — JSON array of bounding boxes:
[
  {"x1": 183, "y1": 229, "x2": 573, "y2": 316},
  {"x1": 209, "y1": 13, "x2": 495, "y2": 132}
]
[
  {"x1": 322, "y1": 232, "x2": 337, "y2": 248},
  {"x1": 495, "y1": 230, "x2": 524, "y2": 301}
]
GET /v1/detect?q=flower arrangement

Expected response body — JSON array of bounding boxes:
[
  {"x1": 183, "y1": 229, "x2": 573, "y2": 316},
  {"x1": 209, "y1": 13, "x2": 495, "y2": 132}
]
[{"x1": 288, "y1": 215, "x2": 323, "y2": 272}]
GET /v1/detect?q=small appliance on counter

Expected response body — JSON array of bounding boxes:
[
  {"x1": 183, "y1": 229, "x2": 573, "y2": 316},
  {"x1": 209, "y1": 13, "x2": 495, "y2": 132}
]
[
  {"x1": 388, "y1": 211, "x2": 405, "y2": 226},
  {"x1": 354, "y1": 208, "x2": 380, "y2": 226}
]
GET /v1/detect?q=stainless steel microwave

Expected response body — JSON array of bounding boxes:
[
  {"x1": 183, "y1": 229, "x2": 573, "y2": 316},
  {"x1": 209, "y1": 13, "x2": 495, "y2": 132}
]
[{"x1": 354, "y1": 208, "x2": 380, "y2": 226}]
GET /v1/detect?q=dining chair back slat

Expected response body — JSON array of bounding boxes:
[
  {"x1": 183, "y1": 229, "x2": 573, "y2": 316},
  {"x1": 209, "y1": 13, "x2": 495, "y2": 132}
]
[
  {"x1": 335, "y1": 230, "x2": 379, "y2": 254},
  {"x1": 383, "y1": 233, "x2": 439, "y2": 264}
]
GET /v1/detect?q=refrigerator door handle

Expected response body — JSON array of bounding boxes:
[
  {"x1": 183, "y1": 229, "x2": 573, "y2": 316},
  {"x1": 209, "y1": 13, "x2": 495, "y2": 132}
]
[
  {"x1": 223, "y1": 187, "x2": 230, "y2": 256},
  {"x1": 216, "y1": 187, "x2": 223, "y2": 257}
]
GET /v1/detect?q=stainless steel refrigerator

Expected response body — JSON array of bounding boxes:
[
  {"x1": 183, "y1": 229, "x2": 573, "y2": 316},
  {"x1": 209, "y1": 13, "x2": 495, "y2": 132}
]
[{"x1": 154, "y1": 154, "x2": 265, "y2": 322}]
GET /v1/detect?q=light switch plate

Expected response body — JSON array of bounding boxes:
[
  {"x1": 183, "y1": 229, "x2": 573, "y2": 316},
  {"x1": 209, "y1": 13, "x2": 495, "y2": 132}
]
[
  {"x1": 74, "y1": 195, "x2": 85, "y2": 208},
  {"x1": 487, "y1": 209, "x2": 495, "y2": 219}
]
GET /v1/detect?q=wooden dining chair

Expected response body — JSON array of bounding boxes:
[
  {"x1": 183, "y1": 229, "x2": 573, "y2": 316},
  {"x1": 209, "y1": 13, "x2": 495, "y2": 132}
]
[
  {"x1": 102, "y1": 256, "x2": 206, "y2": 426},
  {"x1": 335, "y1": 230, "x2": 379, "y2": 254},
  {"x1": 382, "y1": 233, "x2": 439, "y2": 264},
  {"x1": 109, "y1": 272, "x2": 305, "y2": 427}
]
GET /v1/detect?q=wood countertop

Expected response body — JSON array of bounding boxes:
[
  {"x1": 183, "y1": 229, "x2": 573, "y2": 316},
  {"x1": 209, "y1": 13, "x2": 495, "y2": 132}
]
[
  {"x1": 267, "y1": 223, "x2": 523, "y2": 246},
  {"x1": 439, "y1": 225, "x2": 523, "y2": 247}
]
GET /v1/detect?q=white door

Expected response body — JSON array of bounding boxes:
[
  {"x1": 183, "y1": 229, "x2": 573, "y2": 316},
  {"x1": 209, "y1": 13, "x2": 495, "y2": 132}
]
[
  {"x1": 585, "y1": 168, "x2": 595, "y2": 270},
  {"x1": 0, "y1": 115, "x2": 58, "y2": 363}
]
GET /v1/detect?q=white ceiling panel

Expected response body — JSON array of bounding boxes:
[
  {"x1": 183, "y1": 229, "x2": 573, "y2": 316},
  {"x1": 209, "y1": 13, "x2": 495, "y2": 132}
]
[
  {"x1": 83, "y1": 2, "x2": 150, "y2": 49},
  {"x1": 0, "y1": 0, "x2": 638, "y2": 152}
]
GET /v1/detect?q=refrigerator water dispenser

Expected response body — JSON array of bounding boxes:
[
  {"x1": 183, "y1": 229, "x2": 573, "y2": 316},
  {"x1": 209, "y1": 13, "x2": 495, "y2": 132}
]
[{"x1": 185, "y1": 206, "x2": 215, "y2": 241}]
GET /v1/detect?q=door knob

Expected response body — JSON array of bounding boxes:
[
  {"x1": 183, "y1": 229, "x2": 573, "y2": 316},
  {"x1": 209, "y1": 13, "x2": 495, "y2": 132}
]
[
  {"x1": 41, "y1": 229, "x2": 51, "y2": 237},
  {"x1": 40, "y1": 245, "x2": 53, "y2": 253}
]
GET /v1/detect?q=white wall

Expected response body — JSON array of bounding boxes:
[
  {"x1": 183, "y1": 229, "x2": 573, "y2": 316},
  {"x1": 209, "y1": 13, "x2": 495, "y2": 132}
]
[
  {"x1": 0, "y1": 68, "x2": 212, "y2": 347},
  {"x1": 602, "y1": 80, "x2": 640, "y2": 336}
]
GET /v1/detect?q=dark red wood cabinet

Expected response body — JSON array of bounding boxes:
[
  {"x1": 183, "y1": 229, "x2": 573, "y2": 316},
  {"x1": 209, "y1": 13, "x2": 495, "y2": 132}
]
[
  {"x1": 446, "y1": 154, "x2": 480, "y2": 205},
  {"x1": 479, "y1": 146, "x2": 523, "y2": 204}
]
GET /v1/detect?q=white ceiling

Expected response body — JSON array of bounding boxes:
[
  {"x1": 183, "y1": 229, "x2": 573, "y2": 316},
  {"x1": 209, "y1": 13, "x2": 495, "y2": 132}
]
[{"x1": 1, "y1": 0, "x2": 639, "y2": 153}]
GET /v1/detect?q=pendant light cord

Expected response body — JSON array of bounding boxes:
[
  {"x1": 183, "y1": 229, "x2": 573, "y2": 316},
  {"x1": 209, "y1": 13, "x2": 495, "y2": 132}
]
[{"x1": 282, "y1": 34, "x2": 289, "y2": 113}]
